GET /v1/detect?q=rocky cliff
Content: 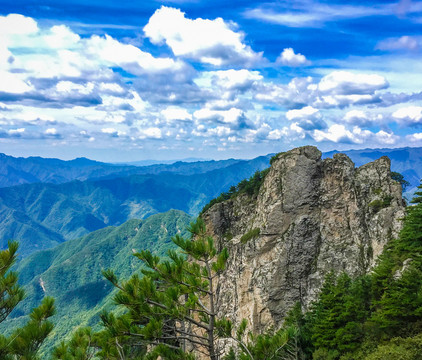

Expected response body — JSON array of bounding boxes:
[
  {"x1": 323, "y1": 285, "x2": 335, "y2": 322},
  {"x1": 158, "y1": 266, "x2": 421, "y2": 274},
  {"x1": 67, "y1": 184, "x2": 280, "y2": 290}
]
[{"x1": 201, "y1": 146, "x2": 405, "y2": 333}]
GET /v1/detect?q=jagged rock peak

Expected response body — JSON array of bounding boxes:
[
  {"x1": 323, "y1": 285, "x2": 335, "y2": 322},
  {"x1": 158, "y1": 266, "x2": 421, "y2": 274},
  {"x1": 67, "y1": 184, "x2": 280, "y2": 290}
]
[{"x1": 202, "y1": 146, "x2": 405, "y2": 333}]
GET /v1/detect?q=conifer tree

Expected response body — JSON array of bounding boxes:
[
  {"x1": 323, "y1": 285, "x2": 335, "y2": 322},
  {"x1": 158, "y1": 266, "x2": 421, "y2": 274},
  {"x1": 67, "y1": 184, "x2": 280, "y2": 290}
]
[
  {"x1": 0, "y1": 241, "x2": 55, "y2": 359},
  {"x1": 100, "y1": 218, "x2": 230, "y2": 359}
]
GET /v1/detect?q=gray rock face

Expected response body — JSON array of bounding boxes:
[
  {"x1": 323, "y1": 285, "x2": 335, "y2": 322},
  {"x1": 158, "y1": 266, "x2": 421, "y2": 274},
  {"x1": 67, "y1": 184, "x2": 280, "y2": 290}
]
[{"x1": 202, "y1": 146, "x2": 405, "y2": 332}]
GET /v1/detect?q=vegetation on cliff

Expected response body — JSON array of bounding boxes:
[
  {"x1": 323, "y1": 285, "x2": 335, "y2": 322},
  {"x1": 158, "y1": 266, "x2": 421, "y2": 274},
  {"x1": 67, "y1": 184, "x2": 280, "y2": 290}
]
[
  {"x1": 286, "y1": 180, "x2": 422, "y2": 360},
  {"x1": 200, "y1": 168, "x2": 270, "y2": 215}
]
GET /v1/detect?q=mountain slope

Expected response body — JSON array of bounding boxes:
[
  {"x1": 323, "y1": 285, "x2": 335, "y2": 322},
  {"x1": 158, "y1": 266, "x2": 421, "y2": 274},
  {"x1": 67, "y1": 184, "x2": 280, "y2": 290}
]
[
  {"x1": 0, "y1": 155, "x2": 271, "y2": 255},
  {"x1": 2, "y1": 210, "x2": 192, "y2": 354}
]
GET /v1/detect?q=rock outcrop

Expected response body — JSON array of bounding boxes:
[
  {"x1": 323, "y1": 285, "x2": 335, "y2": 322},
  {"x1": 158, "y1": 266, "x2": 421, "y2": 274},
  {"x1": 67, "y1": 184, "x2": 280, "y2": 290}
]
[{"x1": 202, "y1": 146, "x2": 405, "y2": 333}]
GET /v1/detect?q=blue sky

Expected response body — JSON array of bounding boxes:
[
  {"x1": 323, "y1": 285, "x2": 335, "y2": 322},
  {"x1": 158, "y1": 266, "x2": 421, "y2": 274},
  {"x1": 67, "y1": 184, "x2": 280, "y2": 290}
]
[{"x1": 0, "y1": 0, "x2": 422, "y2": 161}]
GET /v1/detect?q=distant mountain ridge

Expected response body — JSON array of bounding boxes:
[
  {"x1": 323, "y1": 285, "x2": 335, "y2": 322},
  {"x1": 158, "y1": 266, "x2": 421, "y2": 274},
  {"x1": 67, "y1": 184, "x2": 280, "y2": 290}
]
[
  {"x1": 1, "y1": 147, "x2": 421, "y2": 257},
  {"x1": 0, "y1": 153, "x2": 252, "y2": 187},
  {"x1": 0, "y1": 155, "x2": 271, "y2": 256}
]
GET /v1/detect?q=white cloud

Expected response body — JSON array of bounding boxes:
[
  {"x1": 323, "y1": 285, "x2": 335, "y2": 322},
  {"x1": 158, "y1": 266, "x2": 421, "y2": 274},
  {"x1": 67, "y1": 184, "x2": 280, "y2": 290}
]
[
  {"x1": 8, "y1": 128, "x2": 25, "y2": 135},
  {"x1": 99, "y1": 83, "x2": 125, "y2": 94},
  {"x1": 313, "y1": 124, "x2": 362, "y2": 143},
  {"x1": 376, "y1": 36, "x2": 420, "y2": 51},
  {"x1": 101, "y1": 127, "x2": 126, "y2": 137},
  {"x1": 194, "y1": 107, "x2": 247, "y2": 127},
  {"x1": 267, "y1": 122, "x2": 305, "y2": 140},
  {"x1": 210, "y1": 69, "x2": 263, "y2": 90},
  {"x1": 313, "y1": 124, "x2": 398, "y2": 145},
  {"x1": 0, "y1": 71, "x2": 33, "y2": 93},
  {"x1": 161, "y1": 107, "x2": 192, "y2": 122},
  {"x1": 254, "y1": 72, "x2": 386, "y2": 110},
  {"x1": 276, "y1": 48, "x2": 309, "y2": 66},
  {"x1": 144, "y1": 6, "x2": 262, "y2": 66},
  {"x1": 342, "y1": 110, "x2": 383, "y2": 127},
  {"x1": 56, "y1": 81, "x2": 94, "y2": 95},
  {"x1": 243, "y1": 2, "x2": 391, "y2": 28},
  {"x1": 138, "y1": 127, "x2": 162, "y2": 139},
  {"x1": 407, "y1": 132, "x2": 422, "y2": 142},
  {"x1": 0, "y1": 14, "x2": 38, "y2": 35},
  {"x1": 45, "y1": 128, "x2": 57, "y2": 135},
  {"x1": 286, "y1": 106, "x2": 318, "y2": 120},
  {"x1": 318, "y1": 71, "x2": 388, "y2": 95},
  {"x1": 86, "y1": 34, "x2": 184, "y2": 74},
  {"x1": 314, "y1": 94, "x2": 378, "y2": 108},
  {"x1": 392, "y1": 106, "x2": 422, "y2": 125},
  {"x1": 44, "y1": 25, "x2": 80, "y2": 49},
  {"x1": 373, "y1": 130, "x2": 398, "y2": 145}
]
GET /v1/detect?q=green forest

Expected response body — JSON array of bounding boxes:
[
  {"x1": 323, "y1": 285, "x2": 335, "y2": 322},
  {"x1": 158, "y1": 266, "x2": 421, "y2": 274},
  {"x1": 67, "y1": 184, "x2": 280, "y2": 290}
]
[{"x1": 2, "y1": 179, "x2": 422, "y2": 359}]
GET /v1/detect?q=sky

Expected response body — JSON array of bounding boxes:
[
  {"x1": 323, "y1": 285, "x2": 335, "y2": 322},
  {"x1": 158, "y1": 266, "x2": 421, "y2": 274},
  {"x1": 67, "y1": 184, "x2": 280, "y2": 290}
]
[{"x1": 0, "y1": 0, "x2": 422, "y2": 162}]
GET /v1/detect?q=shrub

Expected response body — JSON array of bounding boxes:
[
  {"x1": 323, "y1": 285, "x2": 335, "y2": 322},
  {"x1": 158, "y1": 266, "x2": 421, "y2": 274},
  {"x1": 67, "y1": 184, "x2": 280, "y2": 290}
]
[{"x1": 240, "y1": 228, "x2": 260, "y2": 244}]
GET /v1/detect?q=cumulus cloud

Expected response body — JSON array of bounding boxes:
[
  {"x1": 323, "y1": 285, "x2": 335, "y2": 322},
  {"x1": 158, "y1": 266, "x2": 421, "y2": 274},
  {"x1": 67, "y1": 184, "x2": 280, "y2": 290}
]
[
  {"x1": 210, "y1": 69, "x2": 263, "y2": 91},
  {"x1": 8, "y1": 128, "x2": 25, "y2": 136},
  {"x1": 144, "y1": 6, "x2": 263, "y2": 66},
  {"x1": 276, "y1": 48, "x2": 309, "y2": 66},
  {"x1": 0, "y1": 13, "x2": 38, "y2": 35},
  {"x1": 138, "y1": 127, "x2": 162, "y2": 139},
  {"x1": 318, "y1": 71, "x2": 388, "y2": 95},
  {"x1": 101, "y1": 127, "x2": 126, "y2": 137},
  {"x1": 267, "y1": 123, "x2": 306, "y2": 141},
  {"x1": 285, "y1": 106, "x2": 325, "y2": 130},
  {"x1": 0, "y1": 71, "x2": 33, "y2": 94},
  {"x1": 86, "y1": 34, "x2": 185, "y2": 75},
  {"x1": 313, "y1": 124, "x2": 358, "y2": 143},
  {"x1": 255, "y1": 71, "x2": 387, "y2": 110},
  {"x1": 313, "y1": 124, "x2": 398, "y2": 145},
  {"x1": 192, "y1": 125, "x2": 232, "y2": 138},
  {"x1": 406, "y1": 132, "x2": 422, "y2": 142},
  {"x1": 193, "y1": 107, "x2": 250, "y2": 129},
  {"x1": 45, "y1": 128, "x2": 58, "y2": 135},
  {"x1": 342, "y1": 110, "x2": 383, "y2": 127},
  {"x1": 161, "y1": 107, "x2": 192, "y2": 122},
  {"x1": 392, "y1": 106, "x2": 422, "y2": 126}
]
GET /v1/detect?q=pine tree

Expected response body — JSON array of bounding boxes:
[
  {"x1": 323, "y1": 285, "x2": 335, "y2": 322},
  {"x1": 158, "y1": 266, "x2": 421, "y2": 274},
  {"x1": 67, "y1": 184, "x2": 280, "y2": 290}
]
[
  {"x1": 0, "y1": 241, "x2": 55, "y2": 359},
  {"x1": 99, "y1": 218, "x2": 230, "y2": 359}
]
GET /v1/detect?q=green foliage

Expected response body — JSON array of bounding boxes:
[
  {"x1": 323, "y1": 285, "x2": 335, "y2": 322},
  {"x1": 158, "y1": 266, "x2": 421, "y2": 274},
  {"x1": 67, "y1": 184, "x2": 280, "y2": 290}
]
[
  {"x1": 308, "y1": 273, "x2": 371, "y2": 355},
  {"x1": 52, "y1": 327, "x2": 96, "y2": 360},
  {"x1": 223, "y1": 322, "x2": 302, "y2": 360},
  {"x1": 200, "y1": 168, "x2": 270, "y2": 215},
  {"x1": 0, "y1": 156, "x2": 271, "y2": 256},
  {"x1": 0, "y1": 242, "x2": 55, "y2": 360},
  {"x1": 365, "y1": 333, "x2": 422, "y2": 360},
  {"x1": 1, "y1": 210, "x2": 192, "y2": 356},
  {"x1": 368, "y1": 195, "x2": 393, "y2": 212},
  {"x1": 93, "y1": 217, "x2": 230, "y2": 359},
  {"x1": 305, "y1": 178, "x2": 422, "y2": 359},
  {"x1": 240, "y1": 228, "x2": 261, "y2": 244},
  {"x1": 269, "y1": 152, "x2": 283, "y2": 165},
  {"x1": 391, "y1": 171, "x2": 410, "y2": 192}
]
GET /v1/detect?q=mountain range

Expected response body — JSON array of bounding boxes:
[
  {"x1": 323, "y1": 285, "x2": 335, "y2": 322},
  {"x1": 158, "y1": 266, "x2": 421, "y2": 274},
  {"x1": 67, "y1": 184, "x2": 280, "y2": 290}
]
[
  {"x1": 0, "y1": 147, "x2": 421, "y2": 257},
  {"x1": 1, "y1": 145, "x2": 421, "y2": 358},
  {"x1": 0, "y1": 155, "x2": 271, "y2": 256}
]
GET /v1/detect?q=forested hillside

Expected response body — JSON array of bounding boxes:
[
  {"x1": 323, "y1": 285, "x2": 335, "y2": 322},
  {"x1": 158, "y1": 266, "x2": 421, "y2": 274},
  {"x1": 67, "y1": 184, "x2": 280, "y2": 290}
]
[{"x1": 1, "y1": 209, "x2": 192, "y2": 356}]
